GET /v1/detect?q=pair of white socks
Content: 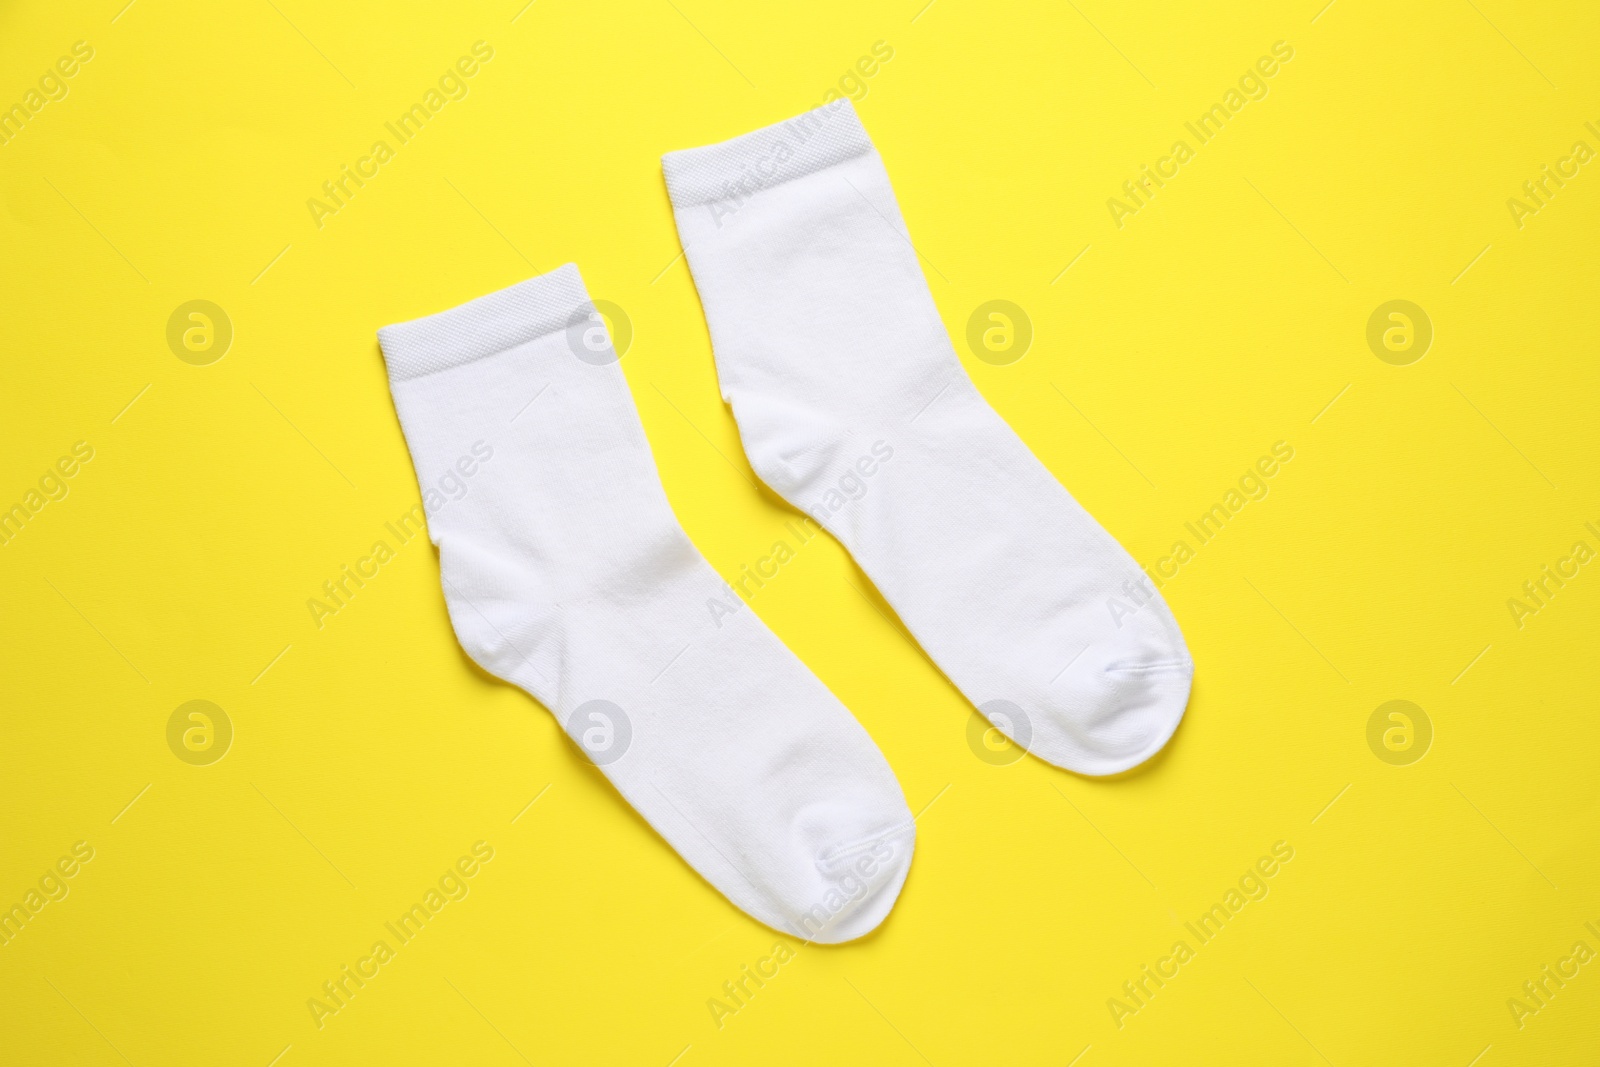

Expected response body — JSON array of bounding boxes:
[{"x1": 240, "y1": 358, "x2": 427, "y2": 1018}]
[{"x1": 376, "y1": 101, "x2": 1192, "y2": 941}]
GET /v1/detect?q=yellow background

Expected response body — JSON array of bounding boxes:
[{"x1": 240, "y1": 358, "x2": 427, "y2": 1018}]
[{"x1": 3, "y1": 0, "x2": 1598, "y2": 1063}]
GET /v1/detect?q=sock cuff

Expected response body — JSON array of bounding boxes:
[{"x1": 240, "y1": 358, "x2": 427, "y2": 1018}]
[
  {"x1": 377, "y1": 263, "x2": 590, "y2": 382},
  {"x1": 662, "y1": 99, "x2": 874, "y2": 210}
]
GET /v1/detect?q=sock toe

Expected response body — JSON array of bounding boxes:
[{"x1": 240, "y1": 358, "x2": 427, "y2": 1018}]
[
  {"x1": 984, "y1": 641, "x2": 1193, "y2": 776},
  {"x1": 781, "y1": 820, "x2": 916, "y2": 944}
]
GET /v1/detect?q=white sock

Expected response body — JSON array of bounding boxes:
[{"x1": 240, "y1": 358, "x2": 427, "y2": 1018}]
[
  {"x1": 664, "y1": 102, "x2": 1193, "y2": 775},
  {"x1": 377, "y1": 264, "x2": 914, "y2": 940}
]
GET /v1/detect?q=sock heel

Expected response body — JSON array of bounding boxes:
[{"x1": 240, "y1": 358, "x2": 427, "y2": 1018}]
[
  {"x1": 435, "y1": 534, "x2": 563, "y2": 695},
  {"x1": 727, "y1": 390, "x2": 847, "y2": 500}
]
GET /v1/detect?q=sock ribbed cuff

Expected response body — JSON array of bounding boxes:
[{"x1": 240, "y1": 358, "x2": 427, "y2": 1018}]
[
  {"x1": 662, "y1": 99, "x2": 873, "y2": 210},
  {"x1": 377, "y1": 263, "x2": 590, "y2": 382}
]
